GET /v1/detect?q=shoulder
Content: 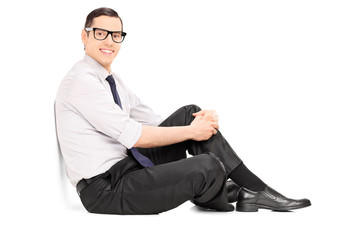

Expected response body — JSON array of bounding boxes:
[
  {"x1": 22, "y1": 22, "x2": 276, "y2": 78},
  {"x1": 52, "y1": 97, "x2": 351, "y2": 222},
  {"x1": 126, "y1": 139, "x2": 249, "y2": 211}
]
[
  {"x1": 58, "y1": 60, "x2": 104, "y2": 98},
  {"x1": 70, "y1": 60, "x2": 99, "y2": 79},
  {"x1": 63, "y1": 60, "x2": 103, "y2": 86}
]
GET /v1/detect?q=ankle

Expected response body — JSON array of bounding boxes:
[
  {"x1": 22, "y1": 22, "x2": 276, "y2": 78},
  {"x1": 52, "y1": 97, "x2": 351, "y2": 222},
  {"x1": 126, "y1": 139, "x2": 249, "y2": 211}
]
[{"x1": 229, "y1": 163, "x2": 266, "y2": 191}]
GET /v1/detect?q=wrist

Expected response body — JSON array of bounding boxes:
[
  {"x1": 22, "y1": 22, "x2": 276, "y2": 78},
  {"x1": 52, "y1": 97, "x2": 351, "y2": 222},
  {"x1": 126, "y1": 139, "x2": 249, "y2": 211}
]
[{"x1": 184, "y1": 125, "x2": 194, "y2": 140}]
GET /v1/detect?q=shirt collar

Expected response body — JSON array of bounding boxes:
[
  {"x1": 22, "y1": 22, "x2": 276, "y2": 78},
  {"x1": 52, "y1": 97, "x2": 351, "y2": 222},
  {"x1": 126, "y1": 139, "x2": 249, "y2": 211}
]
[{"x1": 83, "y1": 54, "x2": 111, "y2": 82}]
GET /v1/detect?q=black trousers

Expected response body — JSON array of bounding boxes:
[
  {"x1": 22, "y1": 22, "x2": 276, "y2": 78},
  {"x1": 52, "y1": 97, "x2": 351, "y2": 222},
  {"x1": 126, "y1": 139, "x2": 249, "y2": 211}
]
[{"x1": 79, "y1": 105, "x2": 243, "y2": 214}]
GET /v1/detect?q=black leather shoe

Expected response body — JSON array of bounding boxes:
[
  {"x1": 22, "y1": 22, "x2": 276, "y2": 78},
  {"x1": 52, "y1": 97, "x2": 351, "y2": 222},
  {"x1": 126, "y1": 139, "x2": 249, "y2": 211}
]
[
  {"x1": 236, "y1": 186, "x2": 311, "y2": 212},
  {"x1": 226, "y1": 180, "x2": 240, "y2": 203}
]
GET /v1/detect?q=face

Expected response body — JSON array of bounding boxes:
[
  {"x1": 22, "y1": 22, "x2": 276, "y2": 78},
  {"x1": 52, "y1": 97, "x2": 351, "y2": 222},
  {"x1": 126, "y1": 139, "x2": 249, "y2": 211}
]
[{"x1": 81, "y1": 16, "x2": 123, "y2": 72}]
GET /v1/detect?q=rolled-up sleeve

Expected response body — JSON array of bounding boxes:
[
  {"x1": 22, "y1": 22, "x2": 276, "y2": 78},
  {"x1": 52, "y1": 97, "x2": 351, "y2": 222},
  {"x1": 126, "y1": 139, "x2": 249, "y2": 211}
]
[
  {"x1": 65, "y1": 71, "x2": 142, "y2": 148},
  {"x1": 117, "y1": 118, "x2": 142, "y2": 149}
]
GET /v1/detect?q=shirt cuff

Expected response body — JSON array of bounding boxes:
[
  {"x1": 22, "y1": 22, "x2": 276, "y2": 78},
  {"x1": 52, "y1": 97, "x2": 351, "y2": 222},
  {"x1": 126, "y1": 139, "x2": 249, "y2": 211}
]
[{"x1": 117, "y1": 120, "x2": 142, "y2": 149}]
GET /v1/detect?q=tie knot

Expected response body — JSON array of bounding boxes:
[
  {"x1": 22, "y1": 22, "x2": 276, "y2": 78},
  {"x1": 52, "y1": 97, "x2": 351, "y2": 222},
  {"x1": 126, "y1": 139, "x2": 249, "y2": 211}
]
[{"x1": 106, "y1": 75, "x2": 115, "y2": 85}]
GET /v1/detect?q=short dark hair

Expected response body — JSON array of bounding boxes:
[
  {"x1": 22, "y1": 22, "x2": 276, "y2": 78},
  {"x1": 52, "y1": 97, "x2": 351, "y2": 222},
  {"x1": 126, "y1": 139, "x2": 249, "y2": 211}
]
[{"x1": 84, "y1": 7, "x2": 123, "y2": 30}]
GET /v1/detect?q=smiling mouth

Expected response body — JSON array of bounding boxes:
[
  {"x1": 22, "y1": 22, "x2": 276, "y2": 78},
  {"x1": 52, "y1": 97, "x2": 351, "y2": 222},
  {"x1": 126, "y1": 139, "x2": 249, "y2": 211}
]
[{"x1": 100, "y1": 48, "x2": 114, "y2": 55}]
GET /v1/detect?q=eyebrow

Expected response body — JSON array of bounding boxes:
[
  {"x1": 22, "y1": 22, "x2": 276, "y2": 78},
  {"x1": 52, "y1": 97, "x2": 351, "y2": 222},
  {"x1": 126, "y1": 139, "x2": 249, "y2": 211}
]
[{"x1": 91, "y1": 27, "x2": 123, "y2": 32}]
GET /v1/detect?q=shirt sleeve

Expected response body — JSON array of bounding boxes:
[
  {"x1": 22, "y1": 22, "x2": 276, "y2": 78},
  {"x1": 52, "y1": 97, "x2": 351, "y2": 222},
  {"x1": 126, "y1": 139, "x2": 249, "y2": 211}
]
[{"x1": 65, "y1": 71, "x2": 142, "y2": 149}]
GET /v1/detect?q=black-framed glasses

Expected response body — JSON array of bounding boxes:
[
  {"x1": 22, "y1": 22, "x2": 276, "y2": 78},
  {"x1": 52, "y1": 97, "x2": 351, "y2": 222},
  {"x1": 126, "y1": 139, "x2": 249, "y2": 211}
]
[{"x1": 85, "y1": 27, "x2": 127, "y2": 43}]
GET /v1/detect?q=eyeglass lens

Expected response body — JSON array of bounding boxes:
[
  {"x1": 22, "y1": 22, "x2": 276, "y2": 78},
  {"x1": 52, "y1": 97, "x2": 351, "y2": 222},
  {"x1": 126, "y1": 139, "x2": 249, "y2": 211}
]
[{"x1": 94, "y1": 29, "x2": 124, "y2": 43}]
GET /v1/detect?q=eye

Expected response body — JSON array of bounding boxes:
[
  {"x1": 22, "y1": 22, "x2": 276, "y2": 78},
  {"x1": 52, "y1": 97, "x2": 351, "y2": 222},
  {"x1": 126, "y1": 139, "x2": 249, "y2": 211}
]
[
  {"x1": 95, "y1": 29, "x2": 107, "y2": 39},
  {"x1": 113, "y1": 33, "x2": 121, "y2": 39}
]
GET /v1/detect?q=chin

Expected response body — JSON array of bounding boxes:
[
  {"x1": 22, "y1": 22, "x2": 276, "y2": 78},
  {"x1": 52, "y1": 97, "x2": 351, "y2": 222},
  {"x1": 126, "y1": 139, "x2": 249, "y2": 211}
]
[{"x1": 97, "y1": 58, "x2": 114, "y2": 69}]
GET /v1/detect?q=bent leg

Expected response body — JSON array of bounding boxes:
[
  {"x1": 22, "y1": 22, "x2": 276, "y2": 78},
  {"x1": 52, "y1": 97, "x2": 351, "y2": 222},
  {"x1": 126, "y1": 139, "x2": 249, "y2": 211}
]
[
  {"x1": 138, "y1": 105, "x2": 266, "y2": 192},
  {"x1": 139, "y1": 104, "x2": 242, "y2": 174},
  {"x1": 119, "y1": 153, "x2": 231, "y2": 214}
]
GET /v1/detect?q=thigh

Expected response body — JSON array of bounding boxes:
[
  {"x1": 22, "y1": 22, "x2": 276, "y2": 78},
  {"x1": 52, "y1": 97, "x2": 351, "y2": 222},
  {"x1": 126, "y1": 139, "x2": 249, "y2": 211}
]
[{"x1": 120, "y1": 153, "x2": 225, "y2": 214}]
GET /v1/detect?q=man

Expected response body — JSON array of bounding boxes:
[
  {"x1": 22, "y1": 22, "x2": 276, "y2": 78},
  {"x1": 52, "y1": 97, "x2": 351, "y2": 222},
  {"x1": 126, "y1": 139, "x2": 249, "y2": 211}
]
[{"x1": 55, "y1": 7, "x2": 311, "y2": 214}]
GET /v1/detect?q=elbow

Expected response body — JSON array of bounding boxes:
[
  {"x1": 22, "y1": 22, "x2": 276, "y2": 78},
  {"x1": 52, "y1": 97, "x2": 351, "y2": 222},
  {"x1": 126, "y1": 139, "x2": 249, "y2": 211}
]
[
  {"x1": 132, "y1": 126, "x2": 151, "y2": 148},
  {"x1": 133, "y1": 138, "x2": 142, "y2": 148},
  {"x1": 133, "y1": 136, "x2": 153, "y2": 148}
]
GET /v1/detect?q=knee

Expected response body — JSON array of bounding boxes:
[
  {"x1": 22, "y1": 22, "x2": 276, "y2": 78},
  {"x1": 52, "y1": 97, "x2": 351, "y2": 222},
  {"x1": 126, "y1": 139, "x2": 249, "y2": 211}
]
[
  {"x1": 197, "y1": 153, "x2": 226, "y2": 178},
  {"x1": 191, "y1": 153, "x2": 227, "y2": 201},
  {"x1": 184, "y1": 104, "x2": 201, "y2": 114}
]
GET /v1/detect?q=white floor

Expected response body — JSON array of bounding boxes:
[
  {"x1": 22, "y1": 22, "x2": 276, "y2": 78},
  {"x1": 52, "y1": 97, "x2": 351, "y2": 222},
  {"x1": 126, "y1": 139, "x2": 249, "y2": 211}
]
[{"x1": 5, "y1": 167, "x2": 357, "y2": 240}]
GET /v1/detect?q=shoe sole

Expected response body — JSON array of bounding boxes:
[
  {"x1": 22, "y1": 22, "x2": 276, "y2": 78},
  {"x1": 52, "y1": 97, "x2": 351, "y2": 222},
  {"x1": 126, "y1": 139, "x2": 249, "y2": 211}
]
[{"x1": 236, "y1": 202, "x2": 311, "y2": 212}]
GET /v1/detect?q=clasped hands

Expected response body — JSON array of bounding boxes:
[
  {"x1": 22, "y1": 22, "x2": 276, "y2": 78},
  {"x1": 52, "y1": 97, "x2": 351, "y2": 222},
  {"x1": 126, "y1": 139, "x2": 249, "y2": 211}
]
[{"x1": 190, "y1": 110, "x2": 219, "y2": 141}]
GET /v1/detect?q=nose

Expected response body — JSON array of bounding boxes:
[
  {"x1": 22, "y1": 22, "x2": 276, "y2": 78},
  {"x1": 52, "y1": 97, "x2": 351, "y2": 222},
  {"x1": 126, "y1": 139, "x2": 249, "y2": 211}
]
[{"x1": 104, "y1": 33, "x2": 114, "y2": 46}]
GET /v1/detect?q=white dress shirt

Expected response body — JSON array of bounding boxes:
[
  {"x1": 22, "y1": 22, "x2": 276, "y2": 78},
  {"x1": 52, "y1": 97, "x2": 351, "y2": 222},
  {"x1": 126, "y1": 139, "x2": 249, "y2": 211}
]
[{"x1": 55, "y1": 55, "x2": 163, "y2": 186}]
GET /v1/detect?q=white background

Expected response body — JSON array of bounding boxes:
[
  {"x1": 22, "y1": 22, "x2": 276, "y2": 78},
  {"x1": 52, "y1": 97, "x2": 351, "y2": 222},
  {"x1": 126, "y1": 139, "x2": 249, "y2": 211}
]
[{"x1": 1, "y1": 0, "x2": 359, "y2": 239}]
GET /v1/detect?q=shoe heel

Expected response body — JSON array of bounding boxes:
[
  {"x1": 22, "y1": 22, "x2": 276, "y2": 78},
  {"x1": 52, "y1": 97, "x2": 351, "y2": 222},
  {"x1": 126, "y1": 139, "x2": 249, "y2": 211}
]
[{"x1": 236, "y1": 204, "x2": 259, "y2": 212}]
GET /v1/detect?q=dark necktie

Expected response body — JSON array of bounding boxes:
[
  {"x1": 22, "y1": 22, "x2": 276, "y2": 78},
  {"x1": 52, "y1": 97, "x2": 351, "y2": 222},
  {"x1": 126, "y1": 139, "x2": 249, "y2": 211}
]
[{"x1": 106, "y1": 75, "x2": 155, "y2": 167}]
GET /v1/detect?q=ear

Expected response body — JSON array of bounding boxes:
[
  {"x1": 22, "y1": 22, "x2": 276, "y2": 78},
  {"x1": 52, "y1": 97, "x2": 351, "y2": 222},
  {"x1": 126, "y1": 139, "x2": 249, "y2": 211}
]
[{"x1": 81, "y1": 29, "x2": 88, "y2": 46}]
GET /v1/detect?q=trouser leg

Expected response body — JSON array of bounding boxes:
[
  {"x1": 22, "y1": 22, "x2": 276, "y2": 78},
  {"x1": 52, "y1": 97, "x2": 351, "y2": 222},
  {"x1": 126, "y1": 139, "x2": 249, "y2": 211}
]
[
  {"x1": 120, "y1": 153, "x2": 230, "y2": 214},
  {"x1": 133, "y1": 104, "x2": 245, "y2": 212},
  {"x1": 80, "y1": 153, "x2": 230, "y2": 214},
  {"x1": 137, "y1": 104, "x2": 267, "y2": 201},
  {"x1": 138, "y1": 104, "x2": 243, "y2": 175}
]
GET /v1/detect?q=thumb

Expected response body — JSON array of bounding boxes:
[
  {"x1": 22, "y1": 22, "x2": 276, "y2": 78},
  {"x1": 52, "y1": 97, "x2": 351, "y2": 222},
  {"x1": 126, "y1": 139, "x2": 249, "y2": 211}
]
[{"x1": 192, "y1": 110, "x2": 205, "y2": 117}]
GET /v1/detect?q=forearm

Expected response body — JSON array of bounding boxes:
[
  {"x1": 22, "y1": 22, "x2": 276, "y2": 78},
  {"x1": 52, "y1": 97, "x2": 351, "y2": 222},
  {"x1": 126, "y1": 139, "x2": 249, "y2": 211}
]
[{"x1": 133, "y1": 125, "x2": 193, "y2": 148}]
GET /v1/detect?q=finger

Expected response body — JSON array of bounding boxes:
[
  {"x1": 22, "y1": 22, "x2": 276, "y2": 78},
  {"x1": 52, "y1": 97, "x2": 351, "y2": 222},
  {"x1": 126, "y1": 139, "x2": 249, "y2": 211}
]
[
  {"x1": 192, "y1": 110, "x2": 205, "y2": 117},
  {"x1": 212, "y1": 112, "x2": 219, "y2": 121},
  {"x1": 212, "y1": 128, "x2": 218, "y2": 135},
  {"x1": 204, "y1": 111, "x2": 218, "y2": 121},
  {"x1": 211, "y1": 121, "x2": 219, "y2": 130}
]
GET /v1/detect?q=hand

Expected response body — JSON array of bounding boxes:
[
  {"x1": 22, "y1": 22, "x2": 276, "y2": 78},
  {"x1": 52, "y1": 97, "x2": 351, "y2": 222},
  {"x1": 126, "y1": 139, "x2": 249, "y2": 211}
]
[
  {"x1": 189, "y1": 115, "x2": 218, "y2": 141},
  {"x1": 192, "y1": 110, "x2": 219, "y2": 129}
]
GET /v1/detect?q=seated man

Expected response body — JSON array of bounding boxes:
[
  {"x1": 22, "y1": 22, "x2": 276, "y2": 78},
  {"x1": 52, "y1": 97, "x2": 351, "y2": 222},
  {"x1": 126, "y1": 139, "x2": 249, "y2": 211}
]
[{"x1": 55, "y1": 7, "x2": 311, "y2": 214}]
